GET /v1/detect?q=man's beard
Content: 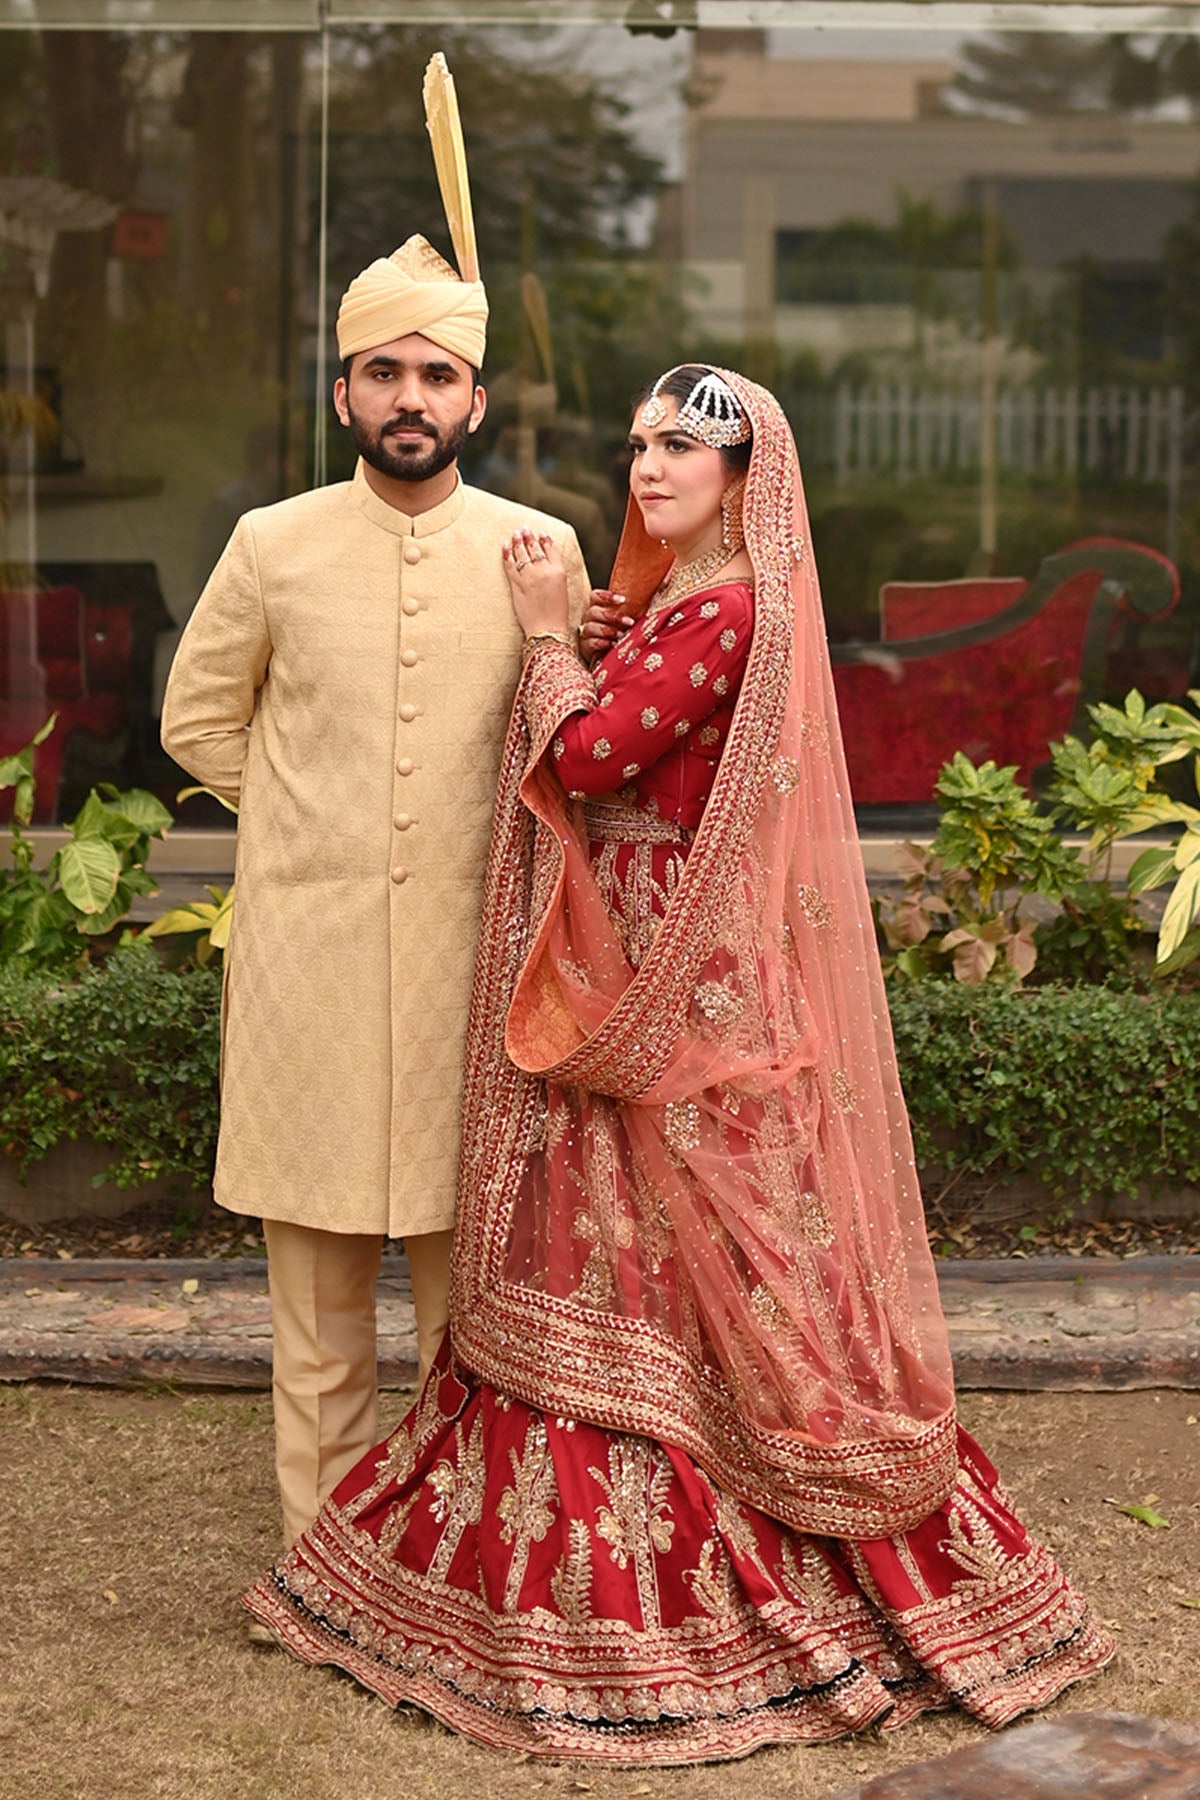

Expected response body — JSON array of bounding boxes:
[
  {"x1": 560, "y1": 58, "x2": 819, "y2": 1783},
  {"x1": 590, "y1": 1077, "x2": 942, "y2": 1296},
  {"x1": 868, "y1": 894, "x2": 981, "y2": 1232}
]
[{"x1": 347, "y1": 400, "x2": 473, "y2": 484}]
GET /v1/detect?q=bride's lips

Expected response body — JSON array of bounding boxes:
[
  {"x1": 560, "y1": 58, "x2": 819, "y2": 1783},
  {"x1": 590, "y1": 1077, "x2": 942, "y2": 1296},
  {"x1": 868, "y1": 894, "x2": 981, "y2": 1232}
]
[{"x1": 639, "y1": 493, "x2": 670, "y2": 506}]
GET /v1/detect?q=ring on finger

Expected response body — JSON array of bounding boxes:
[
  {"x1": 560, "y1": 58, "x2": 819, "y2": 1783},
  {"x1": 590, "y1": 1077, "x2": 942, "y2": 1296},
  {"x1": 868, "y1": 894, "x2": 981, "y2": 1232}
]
[{"x1": 513, "y1": 558, "x2": 528, "y2": 571}]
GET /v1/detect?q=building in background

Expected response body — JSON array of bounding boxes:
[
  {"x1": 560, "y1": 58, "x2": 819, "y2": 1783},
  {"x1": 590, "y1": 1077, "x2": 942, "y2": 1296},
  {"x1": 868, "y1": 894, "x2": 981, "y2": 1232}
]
[{"x1": 1, "y1": 2, "x2": 1197, "y2": 836}]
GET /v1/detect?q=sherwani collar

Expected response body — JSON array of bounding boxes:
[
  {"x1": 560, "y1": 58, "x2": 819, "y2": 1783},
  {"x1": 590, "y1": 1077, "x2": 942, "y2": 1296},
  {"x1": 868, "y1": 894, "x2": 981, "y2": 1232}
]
[{"x1": 349, "y1": 459, "x2": 468, "y2": 537}]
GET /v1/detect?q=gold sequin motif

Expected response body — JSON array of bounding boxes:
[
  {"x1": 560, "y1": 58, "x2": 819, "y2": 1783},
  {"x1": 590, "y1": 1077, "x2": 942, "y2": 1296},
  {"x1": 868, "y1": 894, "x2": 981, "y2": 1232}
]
[
  {"x1": 797, "y1": 884, "x2": 834, "y2": 931},
  {"x1": 693, "y1": 979, "x2": 744, "y2": 1032},
  {"x1": 830, "y1": 1069, "x2": 858, "y2": 1114},
  {"x1": 664, "y1": 1099, "x2": 701, "y2": 1154}
]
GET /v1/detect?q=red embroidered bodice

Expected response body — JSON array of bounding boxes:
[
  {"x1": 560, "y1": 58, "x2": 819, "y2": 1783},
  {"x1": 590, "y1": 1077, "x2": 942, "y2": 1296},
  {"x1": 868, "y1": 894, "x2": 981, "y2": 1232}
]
[{"x1": 549, "y1": 581, "x2": 755, "y2": 831}]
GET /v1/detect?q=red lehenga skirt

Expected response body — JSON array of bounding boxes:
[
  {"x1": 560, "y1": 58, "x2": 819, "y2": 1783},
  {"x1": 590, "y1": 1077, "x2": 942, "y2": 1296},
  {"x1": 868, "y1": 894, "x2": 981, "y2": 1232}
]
[{"x1": 244, "y1": 1346, "x2": 1112, "y2": 1766}]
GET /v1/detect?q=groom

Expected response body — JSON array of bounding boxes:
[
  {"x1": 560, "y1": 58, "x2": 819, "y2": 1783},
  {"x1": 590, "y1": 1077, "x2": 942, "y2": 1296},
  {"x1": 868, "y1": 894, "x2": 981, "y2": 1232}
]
[{"x1": 162, "y1": 234, "x2": 589, "y2": 1548}]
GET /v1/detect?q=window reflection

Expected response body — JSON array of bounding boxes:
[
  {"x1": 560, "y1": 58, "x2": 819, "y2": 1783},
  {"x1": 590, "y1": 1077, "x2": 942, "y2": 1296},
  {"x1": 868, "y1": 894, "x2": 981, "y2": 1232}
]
[{"x1": 0, "y1": 15, "x2": 1196, "y2": 830}]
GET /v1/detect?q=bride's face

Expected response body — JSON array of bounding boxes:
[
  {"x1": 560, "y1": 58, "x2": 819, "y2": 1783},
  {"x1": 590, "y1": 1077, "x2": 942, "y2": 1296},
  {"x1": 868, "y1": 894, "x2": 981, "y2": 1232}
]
[{"x1": 627, "y1": 397, "x2": 729, "y2": 553}]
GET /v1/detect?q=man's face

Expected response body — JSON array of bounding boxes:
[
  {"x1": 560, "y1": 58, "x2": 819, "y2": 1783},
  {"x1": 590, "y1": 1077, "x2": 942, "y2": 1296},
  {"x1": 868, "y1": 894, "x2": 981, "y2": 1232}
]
[{"x1": 333, "y1": 334, "x2": 486, "y2": 484}]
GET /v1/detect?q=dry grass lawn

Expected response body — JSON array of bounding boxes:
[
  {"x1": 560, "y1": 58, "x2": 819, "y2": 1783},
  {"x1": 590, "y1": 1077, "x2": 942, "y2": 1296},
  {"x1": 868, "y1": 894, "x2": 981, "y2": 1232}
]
[{"x1": 2, "y1": 1384, "x2": 1198, "y2": 1800}]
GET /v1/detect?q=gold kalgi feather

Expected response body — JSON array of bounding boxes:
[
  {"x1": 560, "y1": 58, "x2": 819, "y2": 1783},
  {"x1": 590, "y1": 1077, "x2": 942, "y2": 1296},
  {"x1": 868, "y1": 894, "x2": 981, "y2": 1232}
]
[{"x1": 422, "y1": 52, "x2": 480, "y2": 284}]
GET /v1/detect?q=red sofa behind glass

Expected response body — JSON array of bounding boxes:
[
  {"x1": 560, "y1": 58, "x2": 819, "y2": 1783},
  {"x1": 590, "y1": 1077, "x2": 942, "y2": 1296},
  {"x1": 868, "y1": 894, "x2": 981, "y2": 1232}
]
[
  {"x1": 829, "y1": 537, "x2": 1182, "y2": 807},
  {"x1": 0, "y1": 564, "x2": 170, "y2": 822}
]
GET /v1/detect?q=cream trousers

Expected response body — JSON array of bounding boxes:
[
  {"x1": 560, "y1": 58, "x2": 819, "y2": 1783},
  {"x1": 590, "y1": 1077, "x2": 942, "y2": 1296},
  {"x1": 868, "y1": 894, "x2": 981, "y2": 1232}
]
[{"x1": 263, "y1": 1219, "x2": 453, "y2": 1547}]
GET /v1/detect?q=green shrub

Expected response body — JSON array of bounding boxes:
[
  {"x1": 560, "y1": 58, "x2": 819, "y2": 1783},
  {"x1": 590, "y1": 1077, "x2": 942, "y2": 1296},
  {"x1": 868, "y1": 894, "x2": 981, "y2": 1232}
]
[
  {"x1": 0, "y1": 939, "x2": 1194, "y2": 1223},
  {"x1": 0, "y1": 940, "x2": 221, "y2": 1189},
  {"x1": 889, "y1": 981, "x2": 1200, "y2": 1206}
]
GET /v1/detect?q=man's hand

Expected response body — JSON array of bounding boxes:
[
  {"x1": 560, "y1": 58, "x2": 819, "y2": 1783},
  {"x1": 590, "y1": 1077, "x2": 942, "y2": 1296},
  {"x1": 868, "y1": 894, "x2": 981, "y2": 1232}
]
[{"x1": 580, "y1": 589, "x2": 636, "y2": 665}]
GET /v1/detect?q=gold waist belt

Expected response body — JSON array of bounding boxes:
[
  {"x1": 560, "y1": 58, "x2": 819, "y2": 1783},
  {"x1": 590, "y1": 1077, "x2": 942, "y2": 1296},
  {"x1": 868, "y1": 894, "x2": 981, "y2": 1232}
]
[{"x1": 582, "y1": 800, "x2": 693, "y2": 846}]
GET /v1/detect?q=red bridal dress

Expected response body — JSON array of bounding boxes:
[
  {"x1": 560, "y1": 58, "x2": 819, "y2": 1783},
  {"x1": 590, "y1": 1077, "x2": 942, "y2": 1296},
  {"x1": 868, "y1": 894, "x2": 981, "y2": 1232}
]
[{"x1": 244, "y1": 577, "x2": 1112, "y2": 1764}]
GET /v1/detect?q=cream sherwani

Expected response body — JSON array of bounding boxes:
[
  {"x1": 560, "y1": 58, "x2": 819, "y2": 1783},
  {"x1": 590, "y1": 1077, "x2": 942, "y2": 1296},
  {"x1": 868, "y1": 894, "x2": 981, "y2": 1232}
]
[{"x1": 162, "y1": 462, "x2": 589, "y2": 1240}]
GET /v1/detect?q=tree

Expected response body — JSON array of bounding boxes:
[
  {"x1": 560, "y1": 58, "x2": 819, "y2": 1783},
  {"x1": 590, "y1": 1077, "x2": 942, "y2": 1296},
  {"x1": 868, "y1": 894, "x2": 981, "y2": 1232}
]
[{"x1": 953, "y1": 31, "x2": 1200, "y2": 120}]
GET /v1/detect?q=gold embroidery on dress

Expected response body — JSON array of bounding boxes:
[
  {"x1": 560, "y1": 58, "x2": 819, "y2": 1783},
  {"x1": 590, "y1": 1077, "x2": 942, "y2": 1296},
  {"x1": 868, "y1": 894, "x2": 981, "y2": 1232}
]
[
  {"x1": 693, "y1": 978, "x2": 744, "y2": 1035},
  {"x1": 684, "y1": 1537, "x2": 738, "y2": 1618},
  {"x1": 664, "y1": 1099, "x2": 701, "y2": 1155},
  {"x1": 831, "y1": 1069, "x2": 858, "y2": 1114},
  {"x1": 798, "y1": 709, "x2": 831, "y2": 757},
  {"x1": 750, "y1": 1283, "x2": 783, "y2": 1334},
  {"x1": 497, "y1": 1416, "x2": 558, "y2": 1612},
  {"x1": 355, "y1": 1366, "x2": 458, "y2": 1517},
  {"x1": 772, "y1": 756, "x2": 800, "y2": 795},
  {"x1": 797, "y1": 1190, "x2": 836, "y2": 1248},
  {"x1": 426, "y1": 1411, "x2": 487, "y2": 1583},
  {"x1": 939, "y1": 1489, "x2": 1007, "y2": 1584},
  {"x1": 796, "y1": 884, "x2": 835, "y2": 932},
  {"x1": 588, "y1": 1440, "x2": 675, "y2": 1629},
  {"x1": 590, "y1": 841, "x2": 686, "y2": 968},
  {"x1": 549, "y1": 1516, "x2": 594, "y2": 1625}
]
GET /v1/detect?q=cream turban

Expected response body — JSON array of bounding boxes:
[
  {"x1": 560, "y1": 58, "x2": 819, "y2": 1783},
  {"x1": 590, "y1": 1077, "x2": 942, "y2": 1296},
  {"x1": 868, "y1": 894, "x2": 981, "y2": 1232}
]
[{"x1": 335, "y1": 234, "x2": 488, "y2": 368}]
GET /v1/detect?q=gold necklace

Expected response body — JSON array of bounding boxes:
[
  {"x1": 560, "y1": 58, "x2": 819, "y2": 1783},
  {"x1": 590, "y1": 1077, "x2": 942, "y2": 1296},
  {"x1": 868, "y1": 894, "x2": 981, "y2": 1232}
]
[{"x1": 649, "y1": 543, "x2": 738, "y2": 616}]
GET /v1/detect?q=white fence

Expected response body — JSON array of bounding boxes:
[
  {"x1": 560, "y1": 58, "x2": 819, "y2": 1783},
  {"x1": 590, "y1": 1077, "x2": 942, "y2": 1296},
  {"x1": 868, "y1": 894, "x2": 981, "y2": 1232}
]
[{"x1": 824, "y1": 382, "x2": 1185, "y2": 487}]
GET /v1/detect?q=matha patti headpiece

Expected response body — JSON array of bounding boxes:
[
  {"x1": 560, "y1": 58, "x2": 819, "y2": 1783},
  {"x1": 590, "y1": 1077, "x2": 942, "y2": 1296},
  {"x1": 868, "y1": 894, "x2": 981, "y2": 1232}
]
[{"x1": 640, "y1": 366, "x2": 751, "y2": 448}]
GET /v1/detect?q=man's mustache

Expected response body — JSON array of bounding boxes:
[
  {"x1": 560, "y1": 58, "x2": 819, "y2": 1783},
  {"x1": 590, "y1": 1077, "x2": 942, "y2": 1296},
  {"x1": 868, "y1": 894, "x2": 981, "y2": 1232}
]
[{"x1": 383, "y1": 416, "x2": 437, "y2": 439}]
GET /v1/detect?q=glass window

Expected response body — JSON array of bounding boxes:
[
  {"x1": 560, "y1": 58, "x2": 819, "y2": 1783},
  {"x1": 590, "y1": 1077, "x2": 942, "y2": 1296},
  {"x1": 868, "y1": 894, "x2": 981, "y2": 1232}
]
[{"x1": 1, "y1": 8, "x2": 1197, "y2": 838}]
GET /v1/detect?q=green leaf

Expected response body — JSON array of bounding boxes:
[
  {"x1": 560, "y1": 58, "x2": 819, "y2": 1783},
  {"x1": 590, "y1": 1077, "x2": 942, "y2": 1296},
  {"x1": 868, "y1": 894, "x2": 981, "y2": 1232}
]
[
  {"x1": 144, "y1": 904, "x2": 219, "y2": 938},
  {"x1": 1155, "y1": 924, "x2": 1200, "y2": 978},
  {"x1": 207, "y1": 888, "x2": 235, "y2": 950},
  {"x1": 1105, "y1": 1498, "x2": 1171, "y2": 1529},
  {"x1": 1158, "y1": 862, "x2": 1200, "y2": 963},
  {"x1": 106, "y1": 788, "x2": 173, "y2": 838},
  {"x1": 176, "y1": 783, "x2": 238, "y2": 816},
  {"x1": 56, "y1": 838, "x2": 121, "y2": 915},
  {"x1": 1127, "y1": 845, "x2": 1178, "y2": 896},
  {"x1": 12, "y1": 773, "x2": 34, "y2": 828}
]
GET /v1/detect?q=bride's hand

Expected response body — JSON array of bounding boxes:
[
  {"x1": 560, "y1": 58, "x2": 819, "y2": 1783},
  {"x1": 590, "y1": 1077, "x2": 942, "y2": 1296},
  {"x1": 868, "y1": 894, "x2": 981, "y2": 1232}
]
[
  {"x1": 580, "y1": 588, "x2": 635, "y2": 664},
  {"x1": 502, "y1": 528, "x2": 570, "y2": 638}
]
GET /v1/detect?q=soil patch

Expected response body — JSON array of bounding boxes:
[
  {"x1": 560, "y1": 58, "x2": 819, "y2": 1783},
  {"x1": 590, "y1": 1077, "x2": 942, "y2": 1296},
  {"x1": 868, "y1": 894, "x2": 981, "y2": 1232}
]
[{"x1": 1, "y1": 1192, "x2": 1195, "y2": 1266}]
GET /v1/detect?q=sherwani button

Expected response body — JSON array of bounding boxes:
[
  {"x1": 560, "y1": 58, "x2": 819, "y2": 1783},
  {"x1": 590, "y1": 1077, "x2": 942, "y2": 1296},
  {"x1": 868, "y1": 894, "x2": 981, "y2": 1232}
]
[
  {"x1": 401, "y1": 649, "x2": 418, "y2": 668},
  {"x1": 402, "y1": 597, "x2": 420, "y2": 616},
  {"x1": 394, "y1": 813, "x2": 413, "y2": 830},
  {"x1": 390, "y1": 865, "x2": 409, "y2": 884},
  {"x1": 403, "y1": 542, "x2": 422, "y2": 565},
  {"x1": 399, "y1": 703, "x2": 417, "y2": 722},
  {"x1": 396, "y1": 757, "x2": 414, "y2": 775}
]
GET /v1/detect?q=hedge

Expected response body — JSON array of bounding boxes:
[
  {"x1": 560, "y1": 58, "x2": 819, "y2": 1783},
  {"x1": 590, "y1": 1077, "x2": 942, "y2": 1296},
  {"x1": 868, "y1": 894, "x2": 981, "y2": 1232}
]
[
  {"x1": 889, "y1": 981, "x2": 1200, "y2": 1205},
  {"x1": 0, "y1": 941, "x2": 221, "y2": 1190},
  {"x1": 0, "y1": 947, "x2": 1196, "y2": 1210}
]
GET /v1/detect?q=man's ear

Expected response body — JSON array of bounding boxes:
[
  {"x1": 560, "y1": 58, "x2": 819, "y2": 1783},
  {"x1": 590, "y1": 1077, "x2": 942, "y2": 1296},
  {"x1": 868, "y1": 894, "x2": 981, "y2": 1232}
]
[
  {"x1": 467, "y1": 384, "x2": 488, "y2": 435},
  {"x1": 332, "y1": 375, "x2": 350, "y2": 428}
]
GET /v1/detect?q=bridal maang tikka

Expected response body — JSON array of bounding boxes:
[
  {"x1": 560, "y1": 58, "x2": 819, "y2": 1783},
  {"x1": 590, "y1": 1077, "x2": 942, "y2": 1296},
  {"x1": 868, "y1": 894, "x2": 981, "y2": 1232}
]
[{"x1": 640, "y1": 367, "x2": 752, "y2": 448}]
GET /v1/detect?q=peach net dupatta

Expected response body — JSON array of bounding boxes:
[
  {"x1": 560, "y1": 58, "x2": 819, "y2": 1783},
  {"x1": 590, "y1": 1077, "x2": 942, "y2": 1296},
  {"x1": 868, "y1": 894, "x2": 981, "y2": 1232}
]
[{"x1": 450, "y1": 372, "x2": 957, "y2": 1537}]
